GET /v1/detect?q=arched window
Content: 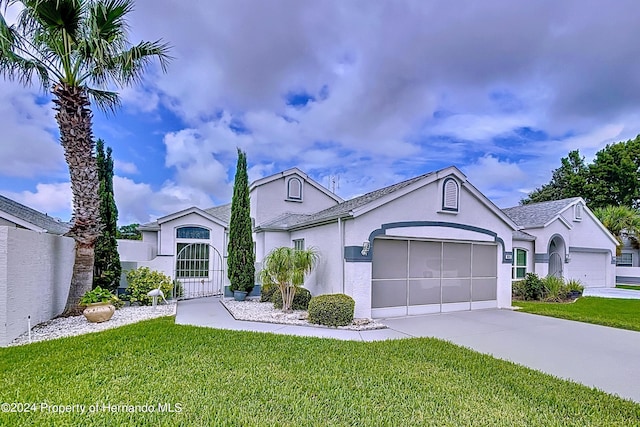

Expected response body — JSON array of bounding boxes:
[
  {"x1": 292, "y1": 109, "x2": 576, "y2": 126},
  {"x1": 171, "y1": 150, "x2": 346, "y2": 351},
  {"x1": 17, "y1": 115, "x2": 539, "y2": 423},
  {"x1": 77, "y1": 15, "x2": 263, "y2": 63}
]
[
  {"x1": 442, "y1": 178, "x2": 459, "y2": 212},
  {"x1": 574, "y1": 204, "x2": 583, "y2": 221},
  {"x1": 287, "y1": 177, "x2": 302, "y2": 200},
  {"x1": 176, "y1": 226, "x2": 210, "y2": 239}
]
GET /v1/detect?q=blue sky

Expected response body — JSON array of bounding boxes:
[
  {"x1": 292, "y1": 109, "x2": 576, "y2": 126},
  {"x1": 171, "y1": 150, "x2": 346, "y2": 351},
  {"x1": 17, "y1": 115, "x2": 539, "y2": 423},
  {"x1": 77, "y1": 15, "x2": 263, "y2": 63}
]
[{"x1": 2, "y1": 0, "x2": 640, "y2": 225}]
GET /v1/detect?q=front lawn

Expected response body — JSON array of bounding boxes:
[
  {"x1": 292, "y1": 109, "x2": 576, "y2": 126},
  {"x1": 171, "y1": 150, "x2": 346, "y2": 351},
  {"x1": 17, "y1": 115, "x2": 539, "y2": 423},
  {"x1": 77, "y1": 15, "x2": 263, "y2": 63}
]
[
  {"x1": 514, "y1": 297, "x2": 640, "y2": 332},
  {"x1": 0, "y1": 317, "x2": 638, "y2": 426}
]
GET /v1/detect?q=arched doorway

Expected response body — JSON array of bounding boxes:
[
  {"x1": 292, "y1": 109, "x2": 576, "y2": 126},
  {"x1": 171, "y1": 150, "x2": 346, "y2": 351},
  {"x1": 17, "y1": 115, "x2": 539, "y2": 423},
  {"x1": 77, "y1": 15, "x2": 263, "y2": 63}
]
[
  {"x1": 548, "y1": 235, "x2": 565, "y2": 278},
  {"x1": 174, "y1": 243, "x2": 224, "y2": 299}
]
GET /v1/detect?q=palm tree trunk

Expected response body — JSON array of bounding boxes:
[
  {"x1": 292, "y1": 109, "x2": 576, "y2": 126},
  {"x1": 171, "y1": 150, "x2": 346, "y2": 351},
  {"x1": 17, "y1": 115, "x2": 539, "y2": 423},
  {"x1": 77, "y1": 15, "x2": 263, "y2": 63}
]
[{"x1": 53, "y1": 83, "x2": 102, "y2": 316}]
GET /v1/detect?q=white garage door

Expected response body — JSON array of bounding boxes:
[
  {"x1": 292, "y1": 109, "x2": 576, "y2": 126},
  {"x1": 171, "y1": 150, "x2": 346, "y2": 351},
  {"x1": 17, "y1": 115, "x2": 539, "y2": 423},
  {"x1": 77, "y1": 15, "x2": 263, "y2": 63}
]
[
  {"x1": 570, "y1": 252, "x2": 607, "y2": 288},
  {"x1": 371, "y1": 238, "x2": 498, "y2": 318}
]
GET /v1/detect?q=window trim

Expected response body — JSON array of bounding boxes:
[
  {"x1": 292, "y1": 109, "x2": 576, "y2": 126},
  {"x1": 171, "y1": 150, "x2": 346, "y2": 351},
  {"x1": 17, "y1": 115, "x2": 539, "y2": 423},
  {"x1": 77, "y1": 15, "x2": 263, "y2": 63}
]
[
  {"x1": 574, "y1": 204, "x2": 583, "y2": 221},
  {"x1": 512, "y1": 248, "x2": 528, "y2": 280},
  {"x1": 617, "y1": 252, "x2": 633, "y2": 267},
  {"x1": 293, "y1": 238, "x2": 305, "y2": 251},
  {"x1": 287, "y1": 177, "x2": 303, "y2": 201},
  {"x1": 441, "y1": 178, "x2": 459, "y2": 212}
]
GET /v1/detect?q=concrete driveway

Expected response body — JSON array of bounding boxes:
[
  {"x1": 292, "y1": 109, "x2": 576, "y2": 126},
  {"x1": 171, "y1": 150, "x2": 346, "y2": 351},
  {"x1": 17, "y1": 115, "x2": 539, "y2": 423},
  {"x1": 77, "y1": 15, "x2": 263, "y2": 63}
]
[{"x1": 382, "y1": 309, "x2": 640, "y2": 403}]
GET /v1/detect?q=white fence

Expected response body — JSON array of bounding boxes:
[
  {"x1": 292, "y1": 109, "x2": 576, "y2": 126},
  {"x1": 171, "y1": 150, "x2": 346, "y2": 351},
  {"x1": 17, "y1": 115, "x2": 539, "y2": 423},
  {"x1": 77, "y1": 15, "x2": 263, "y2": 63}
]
[
  {"x1": 615, "y1": 267, "x2": 640, "y2": 285},
  {"x1": 0, "y1": 226, "x2": 74, "y2": 346}
]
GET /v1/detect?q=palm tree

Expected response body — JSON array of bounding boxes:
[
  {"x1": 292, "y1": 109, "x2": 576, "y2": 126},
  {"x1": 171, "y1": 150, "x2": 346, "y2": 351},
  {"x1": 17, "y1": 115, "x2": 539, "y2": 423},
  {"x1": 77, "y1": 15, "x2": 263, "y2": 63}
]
[
  {"x1": 593, "y1": 205, "x2": 640, "y2": 255},
  {"x1": 260, "y1": 247, "x2": 318, "y2": 312},
  {"x1": 0, "y1": 0, "x2": 170, "y2": 314}
]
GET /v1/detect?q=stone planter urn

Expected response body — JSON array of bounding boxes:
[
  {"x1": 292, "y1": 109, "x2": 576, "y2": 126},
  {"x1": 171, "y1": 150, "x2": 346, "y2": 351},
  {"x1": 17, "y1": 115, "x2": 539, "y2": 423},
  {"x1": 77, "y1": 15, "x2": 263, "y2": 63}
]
[
  {"x1": 233, "y1": 290, "x2": 248, "y2": 301},
  {"x1": 83, "y1": 302, "x2": 115, "y2": 323}
]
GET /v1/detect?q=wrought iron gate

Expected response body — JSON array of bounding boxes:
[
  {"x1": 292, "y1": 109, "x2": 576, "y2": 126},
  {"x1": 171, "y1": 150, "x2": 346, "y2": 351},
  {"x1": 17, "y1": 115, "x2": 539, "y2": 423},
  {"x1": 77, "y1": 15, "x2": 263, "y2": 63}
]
[
  {"x1": 549, "y1": 252, "x2": 563, "y2": 278},
  {"x1": 174, "y1": 243, "x2": 224, "y2": 299}
]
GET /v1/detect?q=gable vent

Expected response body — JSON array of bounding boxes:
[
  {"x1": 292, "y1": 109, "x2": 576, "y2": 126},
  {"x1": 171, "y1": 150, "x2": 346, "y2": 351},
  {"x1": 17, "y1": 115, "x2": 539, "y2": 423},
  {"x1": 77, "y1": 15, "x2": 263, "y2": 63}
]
[
  {"x1": 574, "y1": 204, "x2": 582, "y2": 221},
  {"x1": 442, "y1": 178, "x2": 459, "y2": 211}
]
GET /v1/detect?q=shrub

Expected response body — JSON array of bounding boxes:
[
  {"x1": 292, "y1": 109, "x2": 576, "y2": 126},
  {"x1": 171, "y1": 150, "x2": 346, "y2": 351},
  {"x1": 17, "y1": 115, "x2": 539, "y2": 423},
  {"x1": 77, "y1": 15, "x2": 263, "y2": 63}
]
[
  {"x1": 565, "y1": 279, "x2": 584, "y2": 293},
  {"x1": 542, "y1": 276, "x2": 567, "y2": 302},
  {"x1": 125, "y1": 267, "x2": 173, "y2": 306},
  {"x1": 80, "y1": 286, "x2": 114, "y2": 305},
  {"x1": 272, "y1": 287, "x2": 312, "y2": 310},
  {"x1": 519, "y1": 273, "x2": 546, "y2": 301},
  {"x1": 308, "y1": 294, "x2": 355, "y2": 327},
  {"x1": 512, "y1": 280, "x2": 527, "y2": 299},
  {"x1": 261, "y1": 283, "x2": 278, "y2": 302}
]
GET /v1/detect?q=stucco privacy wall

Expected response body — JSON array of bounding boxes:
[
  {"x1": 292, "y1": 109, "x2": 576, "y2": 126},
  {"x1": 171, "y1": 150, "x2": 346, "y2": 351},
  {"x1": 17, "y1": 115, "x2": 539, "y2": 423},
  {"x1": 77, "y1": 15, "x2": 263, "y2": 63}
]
[{"x1": 0, "y1": 227, "x2": 74, "y2": 346}]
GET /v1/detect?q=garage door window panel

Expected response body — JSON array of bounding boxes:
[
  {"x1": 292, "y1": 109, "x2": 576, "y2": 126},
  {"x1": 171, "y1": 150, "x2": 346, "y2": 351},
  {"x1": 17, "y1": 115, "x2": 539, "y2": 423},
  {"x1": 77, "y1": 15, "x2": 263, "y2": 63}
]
[
  {"x1": 409, "y1": 241, "x2": 441, "y2": 278},
  {"x1": 472, "y1": 244, "x2": 497, "y2": 277},
  {"x1": 372, "y1": 280, "x2": 407, "y2": 308},
  {"x1": 472, "y1": 278, "x2": 497, "y2": 301},
  {"x1": 442, "y1": 243, "x2": 471, "y2": 277},
  {"x1": 408, "y1": 279, "x2": 441, "y2": 305},
  {"x1": 441, "y1": 278, "x2": 471, "y2": 303},
  {"x1": 372, "y1": 240, "x2": 408, "y2": 280}
]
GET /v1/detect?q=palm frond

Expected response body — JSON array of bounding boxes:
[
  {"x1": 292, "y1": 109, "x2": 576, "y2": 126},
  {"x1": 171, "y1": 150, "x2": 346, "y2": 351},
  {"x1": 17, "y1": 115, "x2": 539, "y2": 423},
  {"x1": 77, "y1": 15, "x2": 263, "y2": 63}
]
[{"x1": 85, "y1": 86, "x2": 120, "y2": 112}]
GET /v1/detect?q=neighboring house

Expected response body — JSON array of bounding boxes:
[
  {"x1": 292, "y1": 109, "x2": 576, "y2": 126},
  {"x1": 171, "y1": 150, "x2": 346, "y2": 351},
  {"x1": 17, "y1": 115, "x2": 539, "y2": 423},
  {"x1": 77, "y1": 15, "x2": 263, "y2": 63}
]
[
  {"x1": 0, "y1": 194, "x2": 70, "y2": 235},
  {"x1": 614, "y1": 237, "x2": 640, "y2": 285},
  {"x1": 503, "y1": 198, "x2": 617, "y2": 288},
  {"x1": 124, "y1": 167, "x2": 617, "y2": 319}
]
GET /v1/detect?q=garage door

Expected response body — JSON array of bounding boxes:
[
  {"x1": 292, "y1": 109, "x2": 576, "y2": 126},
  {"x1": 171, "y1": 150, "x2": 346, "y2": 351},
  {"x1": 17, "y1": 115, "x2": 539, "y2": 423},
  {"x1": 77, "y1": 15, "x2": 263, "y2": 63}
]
[
  {"x1": 371, "y1": 238, "x2": 497, "y2": 318},
  {"x1": 570, "y1": 252, "x2": 607, "y2": 288}
]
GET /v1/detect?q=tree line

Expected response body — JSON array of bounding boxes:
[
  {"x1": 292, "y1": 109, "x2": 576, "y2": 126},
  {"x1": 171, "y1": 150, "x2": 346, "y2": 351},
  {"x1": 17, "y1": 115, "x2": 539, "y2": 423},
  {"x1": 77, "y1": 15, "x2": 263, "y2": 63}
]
[{"x1": 522, "y1": 134, "x2": 640, "y2": 209}]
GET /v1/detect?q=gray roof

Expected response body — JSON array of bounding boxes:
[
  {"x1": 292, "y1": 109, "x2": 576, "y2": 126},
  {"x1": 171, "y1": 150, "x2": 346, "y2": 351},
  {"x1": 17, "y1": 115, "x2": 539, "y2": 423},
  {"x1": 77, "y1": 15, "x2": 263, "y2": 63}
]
[
  {"x1": 0, "y1": 194, "x2": 70, "y2": 235},
  {"x1": 502, "y1": 197, "x2": 580, "y2": 228},
  {"x1": 204, "y1": 203, "x2": 231, "y2": 224},
  {"x1": 512, "y1": 230, "x2": 536, "y2": 241},
  {"x1": 258, "y1": 171, "x2": 436, "y2": 230}
]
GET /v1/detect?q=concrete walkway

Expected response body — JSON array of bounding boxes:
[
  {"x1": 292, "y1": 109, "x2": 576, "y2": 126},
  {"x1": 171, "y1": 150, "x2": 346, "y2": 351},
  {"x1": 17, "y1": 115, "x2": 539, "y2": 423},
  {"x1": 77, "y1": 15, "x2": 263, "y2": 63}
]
[
  {"x1": 584, "y1": 287, "x2": 640, "y2": 299},
  {"x1": 175, "y1": 297, "x2": 640, "y2": 403}
]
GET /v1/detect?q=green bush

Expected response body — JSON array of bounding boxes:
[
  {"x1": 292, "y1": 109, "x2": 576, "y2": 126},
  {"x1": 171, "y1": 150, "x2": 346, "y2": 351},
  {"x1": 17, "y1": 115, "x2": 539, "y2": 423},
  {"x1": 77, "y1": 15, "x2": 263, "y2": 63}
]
[
  {"x1": 308, "y1": 294, "x2": 355, "y2": 327},
  {"x1": 565, "y1": 279, "x2": 584, "y2": 293},
  {"x1": 272, "y1": 287, "x2": 312, "y2": 310},
  {"x1": 517, "y1": 273, "x2": 546, "y2": 301},
  {"x1": 512, "y1": 280, "x2": 527, "y2": 299},
  {"x1": 125, "y1": 267, "x2": 173, "y2": 306},
  {"x1": 260, "y1": 283, "x2": 278, "y2": 302},
  {"x1": 542, "y1": 276, "x2": 567, "y2": 302}
]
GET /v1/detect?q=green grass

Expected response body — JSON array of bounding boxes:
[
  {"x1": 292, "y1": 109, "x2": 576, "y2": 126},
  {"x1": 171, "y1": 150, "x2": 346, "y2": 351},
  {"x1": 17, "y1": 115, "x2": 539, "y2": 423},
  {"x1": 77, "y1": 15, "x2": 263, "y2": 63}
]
[
  {"x1": 514, "y1": 297, "x2": 640, "y2": 332},
  {"x1": 617, "y1": 284, "x2": 640, "y2": 291},
  {"x1": 0, "y1": 317, "x2": 638, "y2": 426}
]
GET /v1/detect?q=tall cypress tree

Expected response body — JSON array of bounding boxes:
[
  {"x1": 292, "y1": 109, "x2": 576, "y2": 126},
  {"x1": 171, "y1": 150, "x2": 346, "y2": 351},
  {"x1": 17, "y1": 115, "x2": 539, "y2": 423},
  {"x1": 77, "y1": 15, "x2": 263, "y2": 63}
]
[
  {"x1": 93, "y1": 139, "x2": 122, "y2": 292},
  {"x1": 227, "y1": 148, "x2": 255, "y2": 294}
]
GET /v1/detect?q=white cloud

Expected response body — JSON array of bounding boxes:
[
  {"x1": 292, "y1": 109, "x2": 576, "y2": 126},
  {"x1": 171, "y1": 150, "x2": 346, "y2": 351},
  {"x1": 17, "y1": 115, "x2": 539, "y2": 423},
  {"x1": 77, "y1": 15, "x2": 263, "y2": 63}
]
[
  {"x1": 114, "y1": 159, "x2": 140, "y2": 175},
  {"x1": 464, "y1": 156, "x2": 528, "y2": 208},
  {"x1": 3, "y1": 182, "x2": 72, "y2": 219}
]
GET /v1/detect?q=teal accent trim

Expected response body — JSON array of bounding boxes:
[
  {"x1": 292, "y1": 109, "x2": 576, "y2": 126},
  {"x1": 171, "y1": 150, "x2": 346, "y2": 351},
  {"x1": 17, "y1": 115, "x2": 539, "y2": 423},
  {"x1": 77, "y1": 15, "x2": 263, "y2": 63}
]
[
  {"x1": 568, "y1": 246, "x2": 612, "y2": 254},
  {"x1": 534, "y1": 253, "x2": 549, "y2": 263},
  {"x1": 344, "y1": 246, "x2": 369, "y2": 262},
  {"x1": 344, "y1": 221, "x2": 510, "y2": 263}
]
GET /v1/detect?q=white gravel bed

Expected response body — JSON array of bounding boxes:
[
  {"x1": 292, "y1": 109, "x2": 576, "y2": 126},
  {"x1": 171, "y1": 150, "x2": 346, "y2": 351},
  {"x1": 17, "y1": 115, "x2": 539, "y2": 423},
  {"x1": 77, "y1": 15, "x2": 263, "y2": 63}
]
[
  {"x1": 221, "y1": 298, "x2": 386, "y2": 330},
  {"x1": 9, "y1": 303, "x2": 176, "y2": 346}
]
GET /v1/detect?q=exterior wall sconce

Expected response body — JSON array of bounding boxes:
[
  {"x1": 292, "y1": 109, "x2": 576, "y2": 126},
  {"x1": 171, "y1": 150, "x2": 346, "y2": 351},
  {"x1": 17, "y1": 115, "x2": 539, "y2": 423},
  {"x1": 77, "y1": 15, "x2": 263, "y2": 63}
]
[
  {"x1": 361, "y1": 241, "x2": 371, "y2": 256},
  {"x1": 565, "y1": 253, "x2": 571, "y2": 263}
]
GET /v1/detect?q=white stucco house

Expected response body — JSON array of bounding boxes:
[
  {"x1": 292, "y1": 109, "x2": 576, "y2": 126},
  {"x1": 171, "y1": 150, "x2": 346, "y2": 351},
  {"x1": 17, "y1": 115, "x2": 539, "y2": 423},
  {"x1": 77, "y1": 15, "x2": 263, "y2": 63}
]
[{"x1": 122, "y1": 166, "x2": 617, "y2": 319}]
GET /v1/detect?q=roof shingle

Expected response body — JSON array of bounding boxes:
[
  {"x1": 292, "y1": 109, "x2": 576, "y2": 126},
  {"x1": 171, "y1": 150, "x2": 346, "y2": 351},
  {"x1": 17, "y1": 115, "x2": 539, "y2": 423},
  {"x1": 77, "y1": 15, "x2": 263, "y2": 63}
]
[
  {"x1": 0, "y1": 194, "x2": 70, "y2": 235},
  {"x1": 502, "y1": 198, "x2": 580, "y2": 228}
]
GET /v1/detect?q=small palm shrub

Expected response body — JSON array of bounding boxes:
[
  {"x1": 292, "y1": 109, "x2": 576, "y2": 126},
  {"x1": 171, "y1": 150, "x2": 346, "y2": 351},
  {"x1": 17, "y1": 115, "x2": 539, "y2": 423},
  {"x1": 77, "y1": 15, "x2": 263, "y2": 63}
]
[
  {"x1": 125, "y1": 267, "x2": 173, "y2": 306},
  {"x1": 542, "y1": 276, "x2": 567, "y2": 302},
  {"x1": 308, "y1": 294, "x2": 355, "y2": 327},
  {"x1": 272, "y1": 287, "x2": 312, "y2": 310},
  {"x1": 565, "y1": 279, "x2": 584, "y2": 293}
]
